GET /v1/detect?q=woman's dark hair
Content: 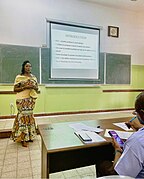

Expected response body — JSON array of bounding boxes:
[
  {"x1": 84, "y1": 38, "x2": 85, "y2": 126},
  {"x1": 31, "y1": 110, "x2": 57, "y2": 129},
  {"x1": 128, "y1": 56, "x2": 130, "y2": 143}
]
[{"x1": 21, "y1": 60, "x2": 31, "y2": 75}]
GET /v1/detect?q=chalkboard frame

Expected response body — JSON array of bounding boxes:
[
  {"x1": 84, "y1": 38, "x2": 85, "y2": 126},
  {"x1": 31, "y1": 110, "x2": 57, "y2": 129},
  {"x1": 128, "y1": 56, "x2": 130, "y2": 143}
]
[{"x1": 44, "y1": 19, "x2": 104, "y2": 85}]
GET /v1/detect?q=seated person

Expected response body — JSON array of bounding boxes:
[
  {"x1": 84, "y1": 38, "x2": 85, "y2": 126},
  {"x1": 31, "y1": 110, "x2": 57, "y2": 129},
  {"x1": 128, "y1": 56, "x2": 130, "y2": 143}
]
[{"x1": 96, "y1": 92, "x2": 144, "y2": 178}]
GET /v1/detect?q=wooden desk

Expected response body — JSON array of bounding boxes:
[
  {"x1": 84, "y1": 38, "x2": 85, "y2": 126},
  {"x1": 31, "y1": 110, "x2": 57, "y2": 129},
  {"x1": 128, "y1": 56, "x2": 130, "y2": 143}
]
[{"x1": 38, "y1": 117, "x2": 131, "y2": 178}]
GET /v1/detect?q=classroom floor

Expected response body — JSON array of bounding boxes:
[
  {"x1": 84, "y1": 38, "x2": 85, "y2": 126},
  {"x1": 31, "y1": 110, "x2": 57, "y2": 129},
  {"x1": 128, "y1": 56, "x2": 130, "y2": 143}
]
[{"x1": 0, "y1": 110, "x2": 133, "y2": 179}]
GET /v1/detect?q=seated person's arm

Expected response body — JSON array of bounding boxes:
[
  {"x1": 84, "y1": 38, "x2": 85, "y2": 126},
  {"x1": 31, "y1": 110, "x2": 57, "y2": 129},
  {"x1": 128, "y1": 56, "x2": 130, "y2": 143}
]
[{"x1": 111, "y1": 138, "x2": 123, "y2": 167}]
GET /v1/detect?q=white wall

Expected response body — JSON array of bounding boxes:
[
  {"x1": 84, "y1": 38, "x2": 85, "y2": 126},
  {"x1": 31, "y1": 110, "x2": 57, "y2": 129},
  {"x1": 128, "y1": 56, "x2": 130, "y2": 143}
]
[{"x1": 0, "y1": 0, "x2": 144, "y2": 64}]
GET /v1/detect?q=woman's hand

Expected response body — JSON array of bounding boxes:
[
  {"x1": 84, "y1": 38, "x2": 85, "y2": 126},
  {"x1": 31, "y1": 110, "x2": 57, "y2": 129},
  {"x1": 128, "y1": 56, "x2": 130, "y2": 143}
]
[
  {"x1": 24, "y1": 80, "x2": 38, "y2": 91},
  {"x1": 24, "y1": 84, "x2": 34, "y2": 89}
]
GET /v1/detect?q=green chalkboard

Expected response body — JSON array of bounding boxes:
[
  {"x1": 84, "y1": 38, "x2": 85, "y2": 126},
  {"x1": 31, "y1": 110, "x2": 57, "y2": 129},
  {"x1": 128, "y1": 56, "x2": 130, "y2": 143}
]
[
  {"x1": 106, "y1": 53, "x2": 131, "y2": 84},
  {"x1": 0, "y1": 44, "x2": 40, "y2": 83},
  {"x1": 0, "y1": 44, "x2": 131, "y2": 85}
]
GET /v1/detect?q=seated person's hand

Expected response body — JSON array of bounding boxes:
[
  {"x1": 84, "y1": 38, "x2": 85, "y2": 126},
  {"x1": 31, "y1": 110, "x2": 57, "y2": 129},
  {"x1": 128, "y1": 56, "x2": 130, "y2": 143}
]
[
  {"x1": 125, "y1": 121, "x2": 131, "y2": 129},
  {"x1": 111, "y1": 137, "x2": 122, "y2": 151},
  {"x1": 130, "y1": 118, "x2": 143, "y2": 131},
  {"x1": 125, "y1": 118, "x2": 143, "y2": 131}
]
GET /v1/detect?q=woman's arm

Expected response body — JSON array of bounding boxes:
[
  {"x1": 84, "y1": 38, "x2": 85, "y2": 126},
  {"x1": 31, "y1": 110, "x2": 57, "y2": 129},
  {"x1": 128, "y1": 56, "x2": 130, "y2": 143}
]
[
  {"x1": 13, "y1": 83, "x2": 25, "y2": 92},
  {"x1": 33, "y1": 82, "x2": 38, "y2": 91},
  {"x1": 30, "y1": 77, "x2": 38, "y2": 91},
  {"x1": 14, "y1": 77, "x2": 38, "y2": 92}
]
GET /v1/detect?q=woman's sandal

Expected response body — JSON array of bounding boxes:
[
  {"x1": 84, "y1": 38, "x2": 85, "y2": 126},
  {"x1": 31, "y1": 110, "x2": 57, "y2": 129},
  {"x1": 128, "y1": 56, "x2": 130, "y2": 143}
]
[
  {"x1": 16, "y1": 136, "x2": 22, "y2": 143},
  {"x1": 21, "y1": 141, "x2": 28, "y2": 147}
]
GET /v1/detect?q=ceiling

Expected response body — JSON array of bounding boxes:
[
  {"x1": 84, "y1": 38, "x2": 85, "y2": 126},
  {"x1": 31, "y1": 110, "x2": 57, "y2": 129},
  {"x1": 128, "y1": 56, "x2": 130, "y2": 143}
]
[{"x1": 84, "y1": 0, "x2": 144, "y2": 12}]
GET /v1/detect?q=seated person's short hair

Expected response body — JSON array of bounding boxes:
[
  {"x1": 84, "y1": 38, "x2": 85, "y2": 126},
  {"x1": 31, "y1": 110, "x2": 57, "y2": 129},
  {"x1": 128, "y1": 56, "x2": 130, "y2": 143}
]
[{"x1": 135, "y1": 92, "x2": 144, "y2": 112}]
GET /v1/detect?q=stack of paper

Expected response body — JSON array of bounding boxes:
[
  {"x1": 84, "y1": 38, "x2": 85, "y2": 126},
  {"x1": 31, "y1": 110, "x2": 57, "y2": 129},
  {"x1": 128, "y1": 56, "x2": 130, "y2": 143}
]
[
  {"x1": 69, "y1": 122, "x2": 105, "y2": 144},
  {"x1": 69, "y1": 122, "x2": 103, "y2": 133}
]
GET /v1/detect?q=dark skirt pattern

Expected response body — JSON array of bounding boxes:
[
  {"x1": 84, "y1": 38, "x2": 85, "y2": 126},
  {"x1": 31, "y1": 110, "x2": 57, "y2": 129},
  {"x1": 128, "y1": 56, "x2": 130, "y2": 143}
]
[{"x1": 11, "y1": 97, "x2": 37, "y2": 142}]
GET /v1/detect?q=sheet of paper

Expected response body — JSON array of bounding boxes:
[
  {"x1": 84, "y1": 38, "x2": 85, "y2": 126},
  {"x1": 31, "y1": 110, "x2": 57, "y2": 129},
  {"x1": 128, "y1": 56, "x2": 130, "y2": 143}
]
[
  {"x1": 113, "y1": 122, "x2": 133, "y2": 131},
  {"x1": 105, "y1": 129, "x2": 133, "y2": 139},
  {"x1": 75, "y1": 131, "x2": 106, "y2": 144},
  {"x1": 69, "y1": 122, "x2": 103, "y2": 133}
]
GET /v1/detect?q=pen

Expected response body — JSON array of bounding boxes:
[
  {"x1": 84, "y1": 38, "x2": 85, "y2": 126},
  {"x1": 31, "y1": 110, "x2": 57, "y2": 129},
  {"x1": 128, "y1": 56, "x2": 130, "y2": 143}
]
[{"x1": 130, "y1": 116, "x2": 136, "y2": 122}]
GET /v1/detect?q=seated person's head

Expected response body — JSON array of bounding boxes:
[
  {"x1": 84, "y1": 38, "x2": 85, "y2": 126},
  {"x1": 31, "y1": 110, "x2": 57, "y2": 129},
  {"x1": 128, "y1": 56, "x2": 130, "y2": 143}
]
[{"x1": 135, "y1": 92, "x2": 144, "y2": 124}]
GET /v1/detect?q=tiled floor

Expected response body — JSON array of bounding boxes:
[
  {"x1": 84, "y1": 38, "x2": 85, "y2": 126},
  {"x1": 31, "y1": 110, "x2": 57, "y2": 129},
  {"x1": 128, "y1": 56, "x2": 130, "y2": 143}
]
[{"x1": 0, "y1": 110, "x2": 133, "y2": 179}]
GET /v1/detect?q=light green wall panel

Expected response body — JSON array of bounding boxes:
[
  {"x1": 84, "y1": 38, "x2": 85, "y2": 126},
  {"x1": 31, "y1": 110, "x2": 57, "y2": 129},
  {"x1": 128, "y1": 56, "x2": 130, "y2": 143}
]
[
  {"x1": 131, "y1": 65, "x2": 144, "y2": 88},
  {"x1": 0, "y1": 65, "x2": 144, "y2": 116}
]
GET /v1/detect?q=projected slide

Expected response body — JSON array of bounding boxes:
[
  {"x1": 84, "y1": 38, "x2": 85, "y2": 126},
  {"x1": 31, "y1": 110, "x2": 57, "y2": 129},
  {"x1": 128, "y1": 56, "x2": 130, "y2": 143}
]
[{"x1": 50, "y1": 23, "x2": 100, "y2": 79}]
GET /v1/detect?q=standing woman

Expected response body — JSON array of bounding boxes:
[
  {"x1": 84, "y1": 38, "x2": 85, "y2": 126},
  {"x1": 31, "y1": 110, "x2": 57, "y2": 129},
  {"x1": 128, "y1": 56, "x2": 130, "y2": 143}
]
[{"x1": 11, "y1": 60, "x2": 38, "y2": 147}]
